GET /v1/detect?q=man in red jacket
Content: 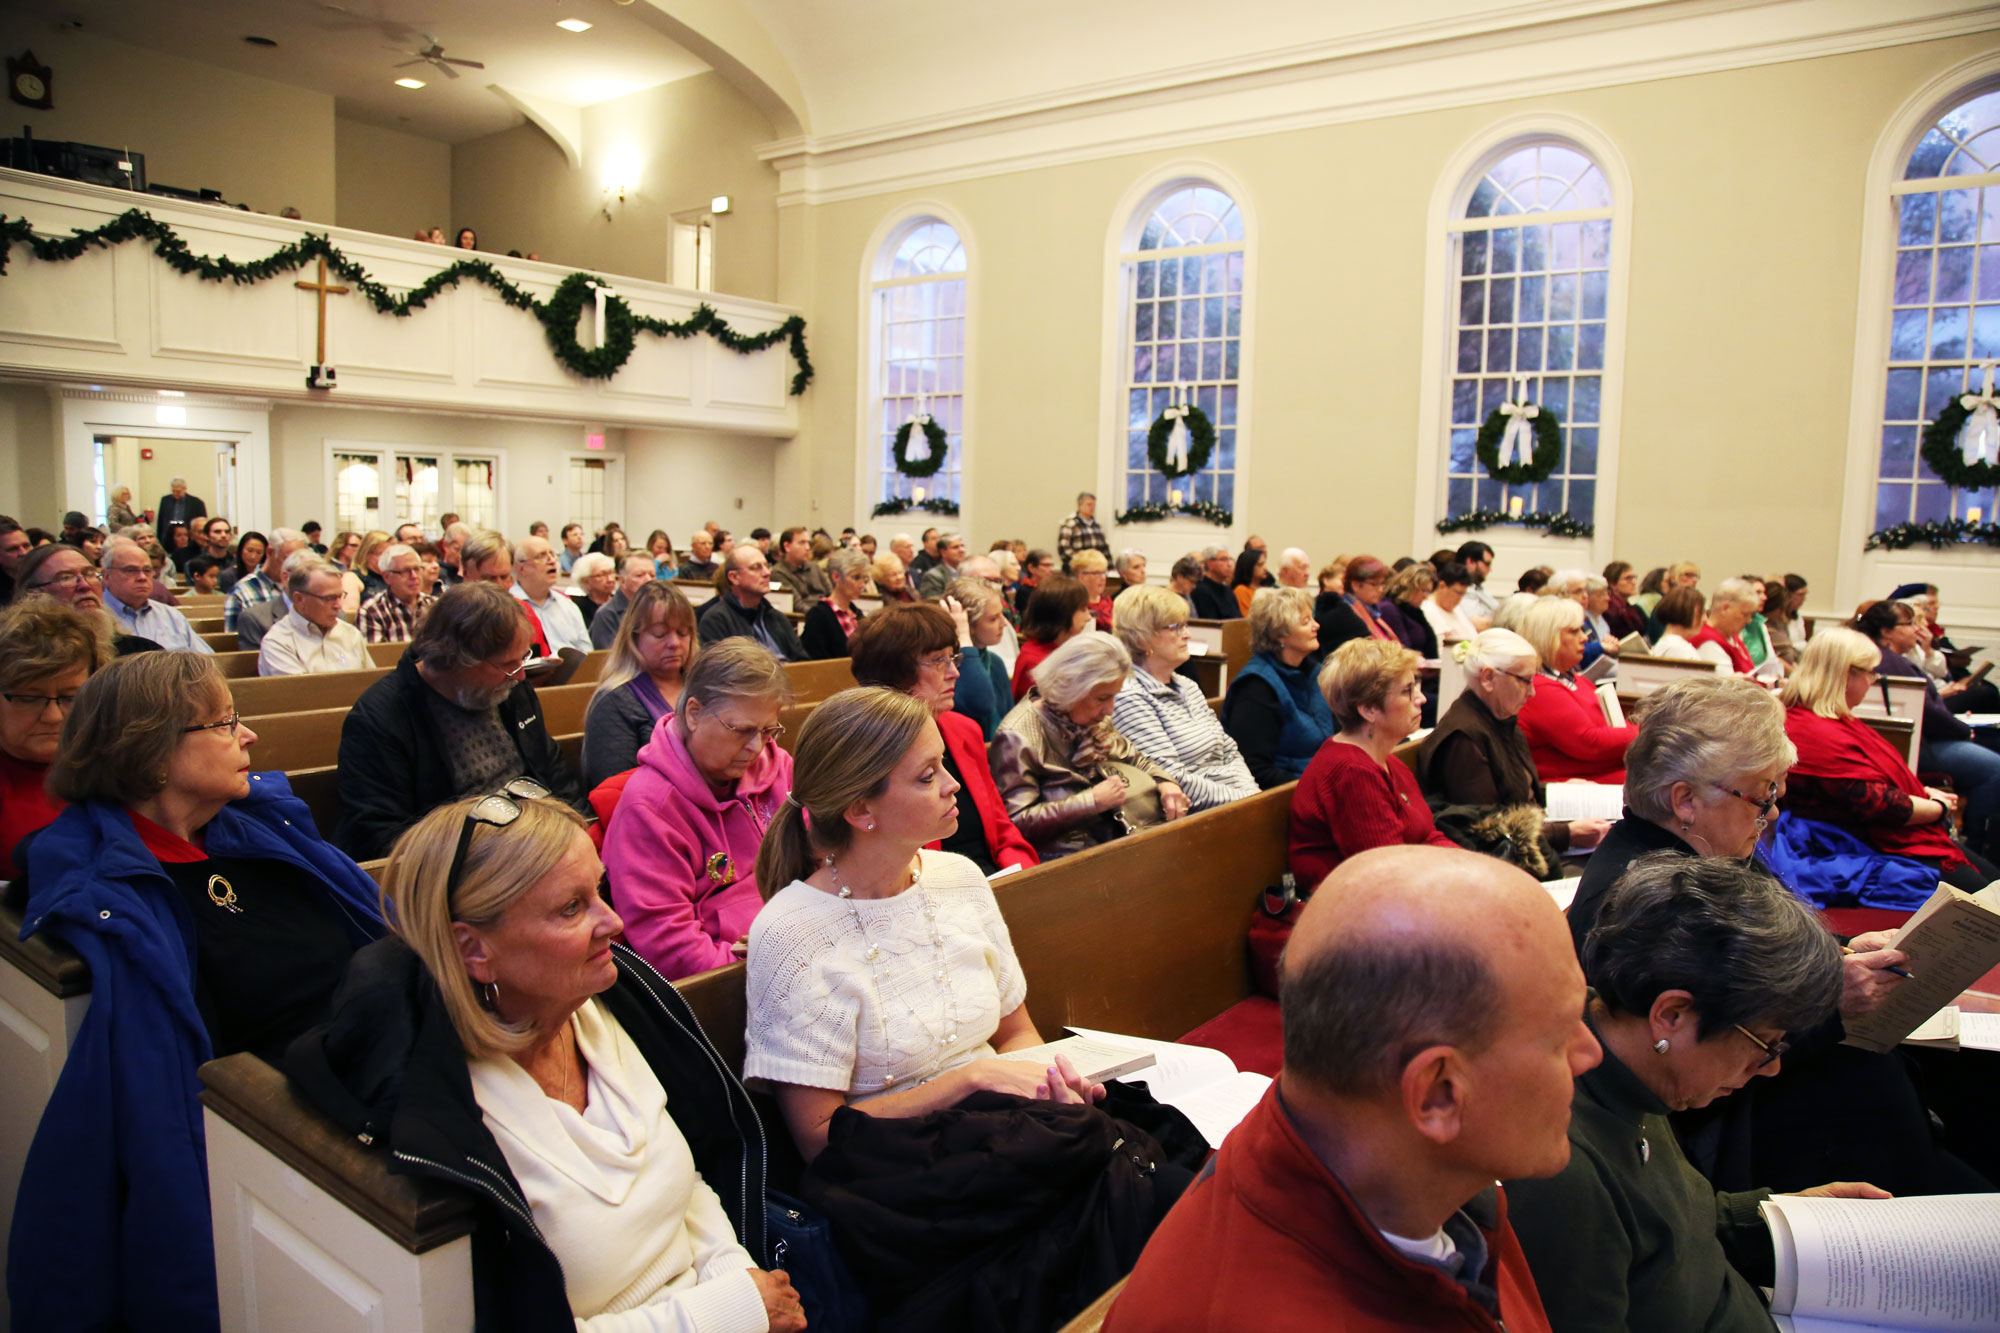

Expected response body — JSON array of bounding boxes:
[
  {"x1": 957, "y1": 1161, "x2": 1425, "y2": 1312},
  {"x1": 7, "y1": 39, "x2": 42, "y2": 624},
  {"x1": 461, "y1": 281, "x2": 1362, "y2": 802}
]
[{"x1": 1105, "y1": 844, "x2": 1600, "y2": 1332}]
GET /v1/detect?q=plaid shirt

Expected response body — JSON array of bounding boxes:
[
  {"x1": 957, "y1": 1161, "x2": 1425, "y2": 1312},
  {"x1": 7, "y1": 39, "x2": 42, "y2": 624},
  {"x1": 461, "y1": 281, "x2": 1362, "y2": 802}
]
[
  {"x1": 358, "y1": 589, "x2": 434, "y2": 643},
  {"x1": 223, "y1": 569, "x2": 278, "y2": 631},
  {"x1": 1056, "y1": 512, "x2": 1109, "y2": 570}
]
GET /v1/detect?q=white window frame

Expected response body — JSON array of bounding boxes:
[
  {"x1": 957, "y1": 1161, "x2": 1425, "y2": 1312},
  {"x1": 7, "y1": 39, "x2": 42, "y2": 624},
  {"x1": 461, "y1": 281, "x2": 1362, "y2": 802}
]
[
  {"x1": 564, "y1": 452, "x2": 625, "y2": 540},
  {"x1": 854, "y1": 203, "x2": 976, "y2": 534},
  {"x1": 321, "y1": 441, "x2": 507, "y2": 538},
  {"x1": 1096, "y1": 161, "x2": 1256, "y2": 568},
  {"x1": 1411, "y1": 113, "x2": 1633, "y2": 569},
  {"x1": 1837, "y1": 53, "x2": 2000, "y2": 632}
]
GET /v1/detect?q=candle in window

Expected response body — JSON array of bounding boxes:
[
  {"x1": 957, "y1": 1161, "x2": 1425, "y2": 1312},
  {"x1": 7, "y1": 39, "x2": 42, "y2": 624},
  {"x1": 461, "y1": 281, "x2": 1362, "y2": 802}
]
[
  {"x1": 1508, "y1": 495, "x2": 1524, "y2": 518},
  {"x1": 1169, "y1": 488, "x2": 1183, "y2": 507},
  {"x1": 1970, "y1": 506, "x2": 1983, "y2": 524},
  {"x1": 912, "y1": 486, "x2": 926, "y2": 502}
]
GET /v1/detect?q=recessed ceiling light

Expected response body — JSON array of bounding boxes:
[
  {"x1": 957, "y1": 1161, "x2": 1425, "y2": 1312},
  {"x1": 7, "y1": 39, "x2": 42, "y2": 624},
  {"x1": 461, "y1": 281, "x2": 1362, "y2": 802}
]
[
  {"x1": 556, "y1": 18, "x2": 593, "y2": 31},
  {"x1": 243, "y1": 35, "x2": 277, "y2": 47},
  {"x1": 394, "y1": 77, "x2": 426, "y2": 89}
]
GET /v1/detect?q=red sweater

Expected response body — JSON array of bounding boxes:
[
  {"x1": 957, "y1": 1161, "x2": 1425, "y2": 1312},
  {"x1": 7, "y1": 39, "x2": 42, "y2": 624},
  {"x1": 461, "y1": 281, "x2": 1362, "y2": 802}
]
[
  {"x1": 1104, "y1": 1084, "x2": 1554, "y2": 1333},
  {"x1": 927, "y1": 709, "x2": 1039, "y2": 871},
  {"x1": 1011, "y1": 637, "x2": 1057, "y2": 701},
  {"x1": 1515, "y1": 672, "x2": 1636, "y2": 783},
  {"x1": 1289, "y1": 739, "x2": 1453, "y2": 891},
  {"x1": 0, "y1": 749, "x2": 62, "y2": 880},
  {"x1": 1687, "y1": 625, "x2": 1753, "y2": 675},
  {"x1": 1783, "y1": 705, "x2": 1966, "y2": 870}
]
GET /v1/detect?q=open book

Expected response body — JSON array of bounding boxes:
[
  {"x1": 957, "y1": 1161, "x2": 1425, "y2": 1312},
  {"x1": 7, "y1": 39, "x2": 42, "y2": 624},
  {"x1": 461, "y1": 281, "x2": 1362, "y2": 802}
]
[
  {"x1": 1840, "y1": 882, "x2": 2000, "y2": 1053},
  {"x1": 1058, "y1": 1026, "x2": 1273, "y2": 1147},
  {"x1": 1580, "y1": 652, "x2": 1618, "y2": 685},
  {"x1": 1763, "y1": 1193, "x2": 2000, "y2": 1331},
  {"x1": 997, "y1": 1034, "x2": 1157, "y2": 1083},
  {"x1": 1545, "y1": 782, "x2": 1625, "y2": 823},
  {"x1": 1595, "y1": 681, "x2": 1626, "y2": 727},
  {"x1": 1897, "y1": 1007, "x2": 2000, "y2": 1052},
  {"x1": 1750, "y1": 652, "x2": 1785, "y2": 683}
]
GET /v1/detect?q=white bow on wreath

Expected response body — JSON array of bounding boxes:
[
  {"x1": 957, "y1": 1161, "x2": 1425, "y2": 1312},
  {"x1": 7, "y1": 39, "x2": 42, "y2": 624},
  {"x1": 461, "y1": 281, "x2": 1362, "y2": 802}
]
[
  {"x1": 1162, "y1": 386, "x2": 1193, "y2": 473},
  {"x1": 904, "y1": 395, "x2": 934, "y2": 464},
  {"x1": 1496, "y1": 376, "x2": 1540, "y2": 469},
  {"x1": 1958, "y1": 362, "x2": 2000, "y2": 468},
  {"x1": 586, "y1": 279, "x2": 616, "y2": 349}
]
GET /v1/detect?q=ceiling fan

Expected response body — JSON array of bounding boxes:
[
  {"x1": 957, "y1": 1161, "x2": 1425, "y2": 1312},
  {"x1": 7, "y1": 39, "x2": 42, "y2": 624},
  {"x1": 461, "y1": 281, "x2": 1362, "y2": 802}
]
[{"x1": 394, "y1": 36, "x2": 485, "y2": 80}]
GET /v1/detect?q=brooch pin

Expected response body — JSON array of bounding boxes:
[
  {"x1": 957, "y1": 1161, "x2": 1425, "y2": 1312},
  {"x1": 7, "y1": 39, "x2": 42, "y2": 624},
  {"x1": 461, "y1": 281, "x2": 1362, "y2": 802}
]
[
  {"x1": 706, "y1": 852, "x2": 735, "y2": 884},
  {"x1": 207, "y1": 874, "x2": 242, "y2": 914}
]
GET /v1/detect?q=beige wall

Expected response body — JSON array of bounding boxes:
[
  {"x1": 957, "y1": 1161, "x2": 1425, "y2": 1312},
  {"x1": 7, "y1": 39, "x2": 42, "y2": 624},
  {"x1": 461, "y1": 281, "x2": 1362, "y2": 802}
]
[
  {"x1": 450, "y1": 73, "x2": 780, "y2": 298},
  {"x1": 786, "y1": 33, "x2": 2000, "y2": 593},
  {"x1": 0, "y1": 28, "x2": 335, "y2": 220},
  {"x1": 622, "y1": 428, "x2": 780, "y2": 542},
  {"x1": 0, "y1": 383, "x2": 58, "y2": 524},
  {"x1": 334, "y1": 119, "x2": 453, "y2": 241}
]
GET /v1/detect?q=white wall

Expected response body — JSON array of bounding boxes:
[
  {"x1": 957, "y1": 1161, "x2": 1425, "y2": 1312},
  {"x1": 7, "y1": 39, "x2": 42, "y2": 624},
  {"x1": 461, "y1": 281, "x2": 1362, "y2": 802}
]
[
  {"x1": 0, "y1": 383, "x2": 58, "y2": 524},
  {"x1": 622, "y1": 427, "x2": 780, "y2": 540}
]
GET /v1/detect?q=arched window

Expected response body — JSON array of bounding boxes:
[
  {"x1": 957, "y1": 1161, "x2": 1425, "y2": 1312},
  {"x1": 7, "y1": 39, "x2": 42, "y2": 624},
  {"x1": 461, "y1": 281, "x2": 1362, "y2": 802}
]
[
  {"x1": 870, "y1": 218, "x2": 966, "y2": 508},
  {"x1": 1441, "y1": 142, "x2": 1614, "y2": 526},
  {"x1": 1874, "y1": 87, "x2": 2000, "y2": 534},
  {"x1": 1118, "y1": 183, "x2": 1245, "y2": 513}
]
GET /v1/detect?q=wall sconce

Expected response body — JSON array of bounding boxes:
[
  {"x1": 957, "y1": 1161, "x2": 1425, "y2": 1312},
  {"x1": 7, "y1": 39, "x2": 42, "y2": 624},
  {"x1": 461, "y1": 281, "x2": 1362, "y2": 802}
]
[
  {"x1": 601, "y1": 146, "x2": 641, "y2": 220},
  {"x1": 710, "y1": 195, "x2": 731, "y2": 214}
]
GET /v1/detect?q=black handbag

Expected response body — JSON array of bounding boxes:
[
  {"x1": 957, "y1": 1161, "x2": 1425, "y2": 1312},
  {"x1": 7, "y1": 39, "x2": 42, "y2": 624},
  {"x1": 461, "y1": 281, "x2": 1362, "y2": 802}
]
[{"x1": 767, "y1": 1189, "x2": 871, "y2": 1333}]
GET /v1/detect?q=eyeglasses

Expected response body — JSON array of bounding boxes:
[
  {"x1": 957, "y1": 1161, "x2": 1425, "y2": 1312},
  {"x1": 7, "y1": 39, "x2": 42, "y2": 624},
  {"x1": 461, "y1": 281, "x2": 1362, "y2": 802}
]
[
  {"x1": 1397, "y1": 681, "x2": 1424, "y2": 700},
  {"x1": 183, "y1": 710, "x2": 242, "y2": 739},
  {"x1": 702, "y1": 710, "x2": 786, "y2": 747},
  {"x1": 1849, "y1": 667, "x2": 1883, "y2": 685},
  {"x1": 919, "y1": 650, "x2": 961, "y2": 676},
  {"x1": 2, "y1": 691, "x2": 79, "y2": 714},
  {"x1": 1496, "y1": 668, "x2": 1537, "y2": 688},
  {"x1": 107, "y1": 564, "x2": 151, "y2": 578},
  {"x1": 28, "y1": 569, "x2": 104, "y2": 590},
  {"x1": 1731, "y1": 1024, "x2": 1789, "y2": 1070},
  {"x1": 1715, "y1": 779, "x2": 1780, "y2": 821},
  {"x1": 1159, "y1": 622, "x2": 1187, "y2": 634},
  {"x1": 446, "y1": 778, "x2": 552, "y2": 901}
]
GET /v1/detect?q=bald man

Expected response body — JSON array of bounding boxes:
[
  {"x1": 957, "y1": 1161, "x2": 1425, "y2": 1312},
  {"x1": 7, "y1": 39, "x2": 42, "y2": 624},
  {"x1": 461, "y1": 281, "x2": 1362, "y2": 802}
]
[{"x1": 1105, "y1": 845, "x2": 1598, "y2": 1332}]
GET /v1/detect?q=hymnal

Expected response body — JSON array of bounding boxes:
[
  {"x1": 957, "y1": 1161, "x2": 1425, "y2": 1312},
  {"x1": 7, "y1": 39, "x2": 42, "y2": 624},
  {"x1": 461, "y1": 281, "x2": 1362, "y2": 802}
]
[
  {"x1": 1763, "y1": 1193, "x2": 2000, "y2": 1331},
  {"x1": 1840, "y1": 882, "x2": 2000, "y2": 1053}
]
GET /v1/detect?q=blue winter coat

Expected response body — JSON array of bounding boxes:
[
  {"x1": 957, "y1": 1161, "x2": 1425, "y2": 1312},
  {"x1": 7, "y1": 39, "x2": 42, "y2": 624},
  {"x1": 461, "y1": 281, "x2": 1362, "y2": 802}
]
[
  {"x1": 8, "y1": 771, "x2": 383, "y2": 1332},
  {"x1": 1760, "y1": 811, "x2": 1944, "y2": 912}
]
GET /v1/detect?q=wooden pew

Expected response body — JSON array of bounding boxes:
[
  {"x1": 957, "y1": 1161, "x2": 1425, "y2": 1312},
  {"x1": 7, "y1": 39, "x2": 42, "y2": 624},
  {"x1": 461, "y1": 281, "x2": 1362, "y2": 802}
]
[
  {"x1": 250, "y1": 682, "x2": 601, "y2": 773},
  {"x1": 368, "y1": 641, "x2": 408, "y2": 668},
  {"x1": 201, "y1": 631, "x2": 239, "y2": 653},
  {"x1": 213, "y1": 650, "x2": 262, "y2": 679},
  {"x1": 195, "y1": 783, "x2": 1299, "y2": 1328},
  {"x1": 786, "y1": 656, "x2": 856, "y2": 704},
  {"x1": 228, "y1": 651, "x2": 611, "y2": 719},
  {"x1": 185, "y1": 616, "x2": 225, "y2": 635}
]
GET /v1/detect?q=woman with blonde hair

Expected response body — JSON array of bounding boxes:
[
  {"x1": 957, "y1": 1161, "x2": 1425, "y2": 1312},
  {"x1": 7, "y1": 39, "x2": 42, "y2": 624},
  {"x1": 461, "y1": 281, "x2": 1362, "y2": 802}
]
[
  {"x1": 745, "y1": 686, "x2": 1195, "y2": 1330},
  {"x1": 11, "y1": 650, "x2": 382, "y2": 1330},
  {"x1": 106, "y1": 484, "x2": 138, "y2": 530},
  {"x1": 352, "y1": 528, "x2": 393, "y2": 598},
  {"x1": 1780, "y1": 627, "x2": 1994, "y2": 890},
  {"x1": 993, "y1": 631, "x2": 1187, "y2": 859},
  {"x1": 600, "y1": 639, "x2": 794, "y2": 979},
  {"x1": 580, "y1": 580, "x2": 699, "y2": 790},
  {"x1": 1221, "y1": 585, "x2": 1333, "y2": 788},
  {"x1": 645, "y1": 528, "x2": 678, "y2": 577},
  {"x1": 1071, "y1": 548, "x2": 1114, "y2": 630},
  {"x1": 1514, "y1": 595, "x2": 1637, "y2": 782},
  {"x1": 289, "y1": 796, "x2": 802, "y2": 1333},
  {"x1": 871, "y1": 551, "x2": 915, "y2": 604},
  {"x1": 1111, "y1": 583, "x2": 1256, "y2": 812},
  {"x1": 1287, "y1": 638, "x2": 1454, "y2": 892}
]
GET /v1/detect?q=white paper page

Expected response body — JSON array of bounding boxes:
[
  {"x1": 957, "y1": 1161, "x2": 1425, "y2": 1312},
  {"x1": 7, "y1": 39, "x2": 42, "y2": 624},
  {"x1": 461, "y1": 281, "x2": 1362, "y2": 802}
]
[
  {"x1": 1545, "y1": 783, "x2": 1625, "y2": 822},
  {"x1": 1763, "y1": 1194, "x2": 2000, "y2": 1329},
  {"x1": 1957, "y1": 714, "x2": 2000, "y2": 727},
  {"x1": 1581, "y1": 653, "x2": 1617, "y2": 684},
  {"x1": 1957, "y1": 1012, "x2": 2000, "y2": 1052},
  {"x1": 997, "y1": 1035, "x2": 1156, "y2": 1082},
  {"x1": 1163, "y1": 1071, "x2": 1273, "y2": 1147},
  {"x1": 1062, "y1": 1027, "x2": 1238, "y2": 1103},
  {"x1": 1902, "y1": 1007, "x2": 1960, "y2": 1047},
  {"x1": 1542, "y1": 878, "x2": 1581, "y2": 911},
  {"x1": 987, "y1": 863, "x2": 1022, "y2": 882}
]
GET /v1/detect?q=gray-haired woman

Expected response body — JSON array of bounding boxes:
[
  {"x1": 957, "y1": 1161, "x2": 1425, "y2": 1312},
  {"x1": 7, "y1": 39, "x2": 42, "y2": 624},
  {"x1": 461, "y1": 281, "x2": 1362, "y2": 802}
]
[
  {"x1": 991, "y1": 632, "x2": 1187, "y2": 859},
  {"x1": 1110, "y1": 583, "x2": 1257, "y2": 812},
  {"x1": 1566, "y1": 675, "x2": 1982, "y2": 1200},
  {"x1": 1507, "y1": 853, "x2": 1888, "y2": 1333},
  {"x1": 800, "y1": 546, "x2": 870, "y2": 660}
]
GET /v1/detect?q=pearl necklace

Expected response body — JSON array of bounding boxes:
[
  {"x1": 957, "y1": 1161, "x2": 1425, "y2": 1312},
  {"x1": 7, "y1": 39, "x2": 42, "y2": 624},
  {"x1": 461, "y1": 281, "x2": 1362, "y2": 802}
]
[{"x1": 826, "y1": 853, "x2": 962, "y2": 1062}]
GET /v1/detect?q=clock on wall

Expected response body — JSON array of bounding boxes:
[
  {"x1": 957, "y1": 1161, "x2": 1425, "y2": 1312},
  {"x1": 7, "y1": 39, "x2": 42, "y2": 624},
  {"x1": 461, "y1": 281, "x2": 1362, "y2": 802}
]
[{"x1": 8, "y1": 51, "x2": 52, "y2": 110}]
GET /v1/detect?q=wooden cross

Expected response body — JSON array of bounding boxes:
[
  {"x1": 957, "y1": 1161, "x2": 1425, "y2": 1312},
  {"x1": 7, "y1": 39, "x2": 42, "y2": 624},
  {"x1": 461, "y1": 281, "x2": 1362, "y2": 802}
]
[{"x1": 295, "y1": 257, "x2": 350, "y2": 365}]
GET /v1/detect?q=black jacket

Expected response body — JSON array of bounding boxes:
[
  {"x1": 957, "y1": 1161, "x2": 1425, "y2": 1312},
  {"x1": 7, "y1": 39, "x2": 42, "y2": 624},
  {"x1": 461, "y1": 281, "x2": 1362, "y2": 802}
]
[
  {"x1": 286, "y1": 937, "x2": 772, "y2": 1333},
  {"x1": 333, "y1": 653, "x2": 587, "y2": 860},
  {"x1": 1188, "y1": 578, "x2": 1239, "y2": 621},
  {"x1": 799, "y1": 599, "x2": 861, "y2": 660},
  {"x1": 1314, "y1": 594, "x2": 1372, "y2": 653},
  {"x1": 697, "y1": 592, "x2": 807, "y2": 662}
]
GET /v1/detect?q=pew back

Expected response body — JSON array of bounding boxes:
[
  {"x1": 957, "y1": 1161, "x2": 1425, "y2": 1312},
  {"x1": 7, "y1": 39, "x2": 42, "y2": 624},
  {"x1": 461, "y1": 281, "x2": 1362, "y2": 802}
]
[{"x1": 1615, "y1": 654, "x2": 1717, "y2": 696}]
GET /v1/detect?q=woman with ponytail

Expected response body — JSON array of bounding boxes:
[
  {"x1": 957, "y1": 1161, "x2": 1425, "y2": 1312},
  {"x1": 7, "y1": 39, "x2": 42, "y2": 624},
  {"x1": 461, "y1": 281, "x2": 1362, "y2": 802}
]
[{"x1": 745, "y1": 687, "x2": 1199, "y2": 1331}]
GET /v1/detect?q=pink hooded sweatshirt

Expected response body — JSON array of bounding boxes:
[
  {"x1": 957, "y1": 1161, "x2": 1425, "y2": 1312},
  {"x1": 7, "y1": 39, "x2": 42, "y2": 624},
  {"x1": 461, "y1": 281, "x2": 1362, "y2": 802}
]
[{"x1": 601, "y1": 711, "x2": 793, "y2": 980}]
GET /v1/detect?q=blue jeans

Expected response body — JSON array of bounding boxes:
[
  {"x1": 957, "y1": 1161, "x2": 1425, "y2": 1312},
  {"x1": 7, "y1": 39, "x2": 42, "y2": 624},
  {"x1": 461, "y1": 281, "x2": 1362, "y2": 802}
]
[{"x1": 1918, "y1": 737, "x2": 2000, "y2": 830}]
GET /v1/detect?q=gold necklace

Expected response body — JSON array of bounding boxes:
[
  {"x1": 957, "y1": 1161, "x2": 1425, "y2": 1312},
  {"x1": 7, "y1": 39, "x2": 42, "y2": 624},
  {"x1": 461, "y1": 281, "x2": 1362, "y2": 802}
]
[{"x1": 206, "y1": 874, "x2": 242, "y2": 914}]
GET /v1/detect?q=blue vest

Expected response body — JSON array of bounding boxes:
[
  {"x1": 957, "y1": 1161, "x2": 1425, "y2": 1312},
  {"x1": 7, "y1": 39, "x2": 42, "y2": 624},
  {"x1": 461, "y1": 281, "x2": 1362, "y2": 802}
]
[{"x1": 1233, "y1": 651, "x2": 1334, "y2": 780}]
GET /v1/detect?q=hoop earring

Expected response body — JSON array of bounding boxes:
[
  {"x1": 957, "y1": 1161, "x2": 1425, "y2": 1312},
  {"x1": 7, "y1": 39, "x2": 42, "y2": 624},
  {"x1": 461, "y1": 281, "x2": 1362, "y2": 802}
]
[
  {"x1": 1653, "y1": 1038, "x2": 1670, "y2": 1054},
  {"x1": 479, "y1": 980, "x2": 500, "y2": 1009}
]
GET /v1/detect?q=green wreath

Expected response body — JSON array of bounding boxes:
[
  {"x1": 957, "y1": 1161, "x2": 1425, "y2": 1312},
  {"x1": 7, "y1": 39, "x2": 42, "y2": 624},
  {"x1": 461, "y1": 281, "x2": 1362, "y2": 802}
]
[
  {"x1": 1475, "y1": 402, "x2": 1564, "y2": 484},
  {"x1": 541, "y1": 274, "x2": 634, "y2": 380},
  {"x1": 892, "y1": 417, "x2": 950, "y2": 478},
  {"x1": 1919, "y1": 394, "x2": 2000, "y2": 491},
  {"x1": 1148, "y1": 403, "x2": 1215, "y2": 480}
]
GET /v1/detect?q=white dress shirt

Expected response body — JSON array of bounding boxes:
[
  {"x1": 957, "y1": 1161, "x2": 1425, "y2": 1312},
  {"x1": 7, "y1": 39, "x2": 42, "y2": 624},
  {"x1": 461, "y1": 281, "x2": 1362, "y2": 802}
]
[
  {"x1": 108, "y1": 596, "x2": 214, "y2": 654},
  {"x1": 1421, "y1": 595, "x2": 1480, "y2": 645},
  {"x1": 258, "y1": 608, "x2": 369, "y2": 675},
  {"x1": 515, "y1": 583, "x2": 593, "y2": 655}
]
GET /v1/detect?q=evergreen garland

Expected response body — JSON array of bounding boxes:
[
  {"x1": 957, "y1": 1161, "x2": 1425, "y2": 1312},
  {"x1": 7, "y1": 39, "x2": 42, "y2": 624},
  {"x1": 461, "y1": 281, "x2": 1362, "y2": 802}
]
[
  {"x1": 1864, "y1": 517, "x2": 2000, "y2": 551},
  {"x1": 1918, "y1": 395, "x2": 2000, "y2": 491},
  {"x1": 1114, "y1": 498, "x2": 1234, "y2": 527},
  {"x1": 1474, "y1": 403, "x2": 1564, "y2": 484},
  {"x1": 891, "y1": 418, "x2": 950, "y2": 478},
  {"x1": 0, "y1": 208, "x2": 813, "y2": 393},
  {"x1": 870, "y1": 496, "x2": 960, "y2": 518},
  {"x1": 1436, "y1": 509, "x2": 1595, "y2": 540}
]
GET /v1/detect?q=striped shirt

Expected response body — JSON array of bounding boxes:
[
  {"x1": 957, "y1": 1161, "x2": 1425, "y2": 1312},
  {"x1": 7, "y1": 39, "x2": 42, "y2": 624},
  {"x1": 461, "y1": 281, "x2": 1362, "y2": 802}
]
[
  {"x1": 1110, "y1": 667, "x2": 1258, "y2": 812},
  {"x1": 359, "y1": 589, "x2": 434, "y2": 644}
]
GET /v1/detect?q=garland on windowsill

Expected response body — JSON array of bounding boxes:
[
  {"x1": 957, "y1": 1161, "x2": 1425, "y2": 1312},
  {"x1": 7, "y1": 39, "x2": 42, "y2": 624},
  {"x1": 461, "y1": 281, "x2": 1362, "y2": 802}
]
[
  {"x1": 1436, "y1": 509, "x2": 1595, "y2": 540},
  {"x1": 871, "y1": 496, "x2": 960, "y2": 518},
  {"x1": 0, "y1": 208, "x2": 813, "y2": 393},
  {"x1": 1864, "y1": 518, "x2": 2000, "y2": 551},
  {"x1": 1115, "y1": 499, "x2": 1234, "y2": 527}
]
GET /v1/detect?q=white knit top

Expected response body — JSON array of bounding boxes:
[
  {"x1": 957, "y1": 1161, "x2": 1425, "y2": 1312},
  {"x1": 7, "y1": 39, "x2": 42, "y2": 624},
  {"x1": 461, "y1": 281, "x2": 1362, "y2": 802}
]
[
  {"x1": 469, "y1": 1000, "x2": 768, "y2": 1333},
  {"x1": 743, "y1": 850, "x2": 1027, "y2": 1101}
]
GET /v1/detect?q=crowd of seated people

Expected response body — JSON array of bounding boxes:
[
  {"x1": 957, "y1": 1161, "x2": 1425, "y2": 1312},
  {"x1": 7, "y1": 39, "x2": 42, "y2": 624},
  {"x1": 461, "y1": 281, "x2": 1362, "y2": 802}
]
[{"x1": 11, "y1": 495, "x2": 2000, "y2": 1330}]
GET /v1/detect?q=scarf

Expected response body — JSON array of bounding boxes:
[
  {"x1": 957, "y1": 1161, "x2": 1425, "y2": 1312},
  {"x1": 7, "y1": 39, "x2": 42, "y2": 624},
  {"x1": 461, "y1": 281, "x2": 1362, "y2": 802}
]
[
  {"x1": 627, "y1": 673, "x2": 674, "y2": 722},
  {"x1": 1039, "y1": 697, "x2": 1115, "y2": 772}
]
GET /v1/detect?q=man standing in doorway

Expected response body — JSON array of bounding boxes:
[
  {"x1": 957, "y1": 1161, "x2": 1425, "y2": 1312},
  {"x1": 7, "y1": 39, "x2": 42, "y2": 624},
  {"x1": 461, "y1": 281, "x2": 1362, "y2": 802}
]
[
  {"x1": 157, "y1": 478, "x2": 206, "y2": 530},
  {"x1": 1056, "y1": 492, "x2": 1110, "y2": 575}
]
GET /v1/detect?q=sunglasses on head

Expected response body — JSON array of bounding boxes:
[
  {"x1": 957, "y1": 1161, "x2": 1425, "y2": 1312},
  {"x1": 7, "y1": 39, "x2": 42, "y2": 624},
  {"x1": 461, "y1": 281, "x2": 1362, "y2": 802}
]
[{"x1": 446, "y1": 778, "x2": 553, "y2": 901}]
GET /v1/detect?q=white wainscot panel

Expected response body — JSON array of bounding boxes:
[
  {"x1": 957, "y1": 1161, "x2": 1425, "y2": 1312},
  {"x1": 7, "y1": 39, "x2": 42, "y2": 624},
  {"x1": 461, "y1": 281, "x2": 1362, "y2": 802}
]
[
  {"x1": 0, "y1": 964, "x2": 89, "y2": 1333},
  {"x1": 473, "y1": 288, "x2": 573, "y2": 391},
  {"x1": 600, "y1": 296, "x2": 697, "y2": 405},
  {"x1": 151, "y1": 225, "x2": 301, "y2": 368},
  {"x1": 0, "y1": 246, "x2": 119, "y2": 351},
  {"x1": 705, "y1": 331, "x2": 791, "y2": 411},
  {"x1": 324, "y1": 270, "x2": 455, "y2": 385},
  {"x1": 206, "y1": 1112, "x2": 474, "y2": 1333}
]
